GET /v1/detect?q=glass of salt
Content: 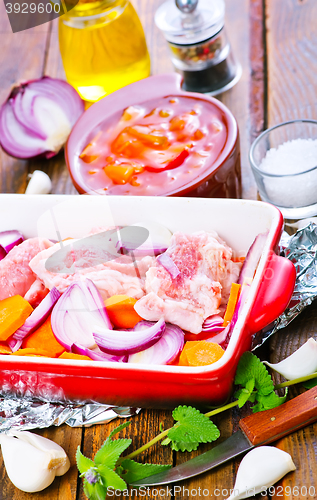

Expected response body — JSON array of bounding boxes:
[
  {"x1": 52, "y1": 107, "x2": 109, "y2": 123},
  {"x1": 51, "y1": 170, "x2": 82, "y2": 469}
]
[{"x1": 249, "y1": 119, "x2": 317, "y2": 221}]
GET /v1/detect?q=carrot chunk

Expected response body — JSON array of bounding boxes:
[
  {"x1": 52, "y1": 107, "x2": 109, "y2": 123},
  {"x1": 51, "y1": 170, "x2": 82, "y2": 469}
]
[
  {"x1": 222, "y1": 283, "x2": 241, "y2": 327},
  {"x1": 23, "y1": 316, "x2": 65, "y2": 357},
  {"x1": 184, "y1": 341, "x2": 225, "y2": 367},
  {"x1": 105, "y1": 295, "x2": 142, "y2": 329},
  {"x1": 0, "y1": 295, "x2": 33, "y2": 341},
  {"x1": 10, "y1": 348, "x2": 52, "y2": 357},
  {"x1": 59, "y1": 352, "x2": 92, "y2": 361},
  {"x1": 0, "y1": 342, "x2": 12, "y2": 354}
]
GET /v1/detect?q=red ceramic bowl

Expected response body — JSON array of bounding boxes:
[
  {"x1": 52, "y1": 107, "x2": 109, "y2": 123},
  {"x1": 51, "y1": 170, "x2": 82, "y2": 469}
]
[
  {"x1": 66, "y1": 73, "x2": 241, "y2": 198},
  {"x1": 0, "y1": 195, "x2": 295, "y2": 409}
]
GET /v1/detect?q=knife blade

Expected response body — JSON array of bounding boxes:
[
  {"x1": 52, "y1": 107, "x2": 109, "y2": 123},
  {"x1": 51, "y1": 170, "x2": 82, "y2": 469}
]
[{"x1": 131, "y1": 385, "x2": 317, "y2": 486}]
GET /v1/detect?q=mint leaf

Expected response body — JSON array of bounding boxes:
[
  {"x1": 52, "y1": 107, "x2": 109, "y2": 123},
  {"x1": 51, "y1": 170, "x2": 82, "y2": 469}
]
[
  {"x1": 109, "y1": 421, "x2": 131, "y2": 439},
  {"x1": 83, "y1": 479, "x2": 108, "y2": 500},
  {"x1": 235, "y1": 352, "x2": 274, "y2": 396},
  {"x1": 252, "y1": 389, "x2": 288, "y2": 413},
  {"x1": 94, "y1": 438, "x2": 131, "y2": 468},
  {"x1": 167, "y1": 405, "x2": 220, "y2": 452},
  {"x1": 117, "y1": 459, "x2": 171, "y2": 483},
  {"x1": 98, "y1": 464, "x2": 127, "y2": 490},
  {"x1": 303, "y1": 377, "x2": 317, "y2": 389},
  {"x1": 76, "y1": 447, "x2": 95, "y2": 474}
]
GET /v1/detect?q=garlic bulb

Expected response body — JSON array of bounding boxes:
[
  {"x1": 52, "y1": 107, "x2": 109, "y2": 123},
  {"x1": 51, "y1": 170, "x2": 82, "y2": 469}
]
[
  {"x1": 0, "y1": 431, "x2": 70, "y2": 492},
  {"x1": 226, "y1": 446, "x2": 296, "y2": 500},
  {"x1": 264, "y1": 338, "x2": 317, "y2": 380},
  {"x1": 25, "y1": 170, "x2": 52, "y2": 194}
]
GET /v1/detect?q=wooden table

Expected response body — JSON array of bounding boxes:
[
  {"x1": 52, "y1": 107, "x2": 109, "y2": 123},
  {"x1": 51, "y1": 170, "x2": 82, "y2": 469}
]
[{"x1": 0, "y1": 1, "x2": 317, "y2": 499}]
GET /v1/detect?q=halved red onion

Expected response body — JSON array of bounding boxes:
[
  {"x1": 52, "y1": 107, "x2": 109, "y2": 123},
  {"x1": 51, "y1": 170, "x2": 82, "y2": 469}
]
[
  {"x1": 202, "y1": 315, "x2": 225, "y2": 332},
  {"x1": 51, "y1": 279, "x2": 112, "y2": 351},
  {"x1": 71, "y1": 343, "x2": 127, "y2": 363},
  {"x1": 238, "y1": 232, "x2": 268, "y2": 284},
  {"x1": 0, "y1": 230, "x2": 24, "y2": 260},
  {"x1": 93, "y1": 318, "x2": 166, "y2": 356},
  {"x1": 0, "y1": 77, "x2": 84, "y2": 159},
  {"x1": 157, "y1": 253, "x2": 180, "y2": 279},
  {"x1": 8, "y1": 287, "x2": 61, "y2": 352},
  {"x1": 128, "y1": 321, "x2": 184, "y2": 365}
]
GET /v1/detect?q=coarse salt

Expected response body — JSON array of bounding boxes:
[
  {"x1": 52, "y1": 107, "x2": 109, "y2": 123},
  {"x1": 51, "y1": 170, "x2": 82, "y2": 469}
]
[{"x1": 259, "y1": 138, "x2": 317, "y2": 208}]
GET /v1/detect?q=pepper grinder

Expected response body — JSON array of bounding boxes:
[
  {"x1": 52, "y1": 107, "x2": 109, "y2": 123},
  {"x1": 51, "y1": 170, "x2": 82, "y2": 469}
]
[{"x1": 155, "y1": 0, "x2": 242, "y2": 95}]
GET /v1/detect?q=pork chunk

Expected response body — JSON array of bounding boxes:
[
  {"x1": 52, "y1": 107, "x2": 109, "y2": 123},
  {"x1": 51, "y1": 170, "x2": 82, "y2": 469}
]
[{"x1": 135, "y1": 231, "x2": 241, "y2": 334}]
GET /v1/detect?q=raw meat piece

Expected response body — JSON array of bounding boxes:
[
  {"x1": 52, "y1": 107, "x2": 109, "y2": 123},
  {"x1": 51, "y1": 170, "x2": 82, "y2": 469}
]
[
  {"x1": 24, "y1": 279, "x2": 49, "y2": 307},
  {"x1": 0, "y1": 238, "x2": 53, "y2": 301},
  {"x1": 29, "y1": 238, "x2": 155, "y2": 300},
  {"x1": 135, "y1": 231, "x2": 241, "y2": 334}
]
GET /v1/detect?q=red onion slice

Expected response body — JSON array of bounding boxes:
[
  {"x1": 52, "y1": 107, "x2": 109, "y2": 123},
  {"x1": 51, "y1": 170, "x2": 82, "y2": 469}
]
[
  {"x1": 157, "y1": 253, "x2": 180, "y2": 279},
  {"x1": 51, "y1": 279, "x2": 112, "y2": 351},
  {"x1": 238, "y1": 232, "x2": 268, "y2": 284},
  {"x1": 0, "y1": 230, "x2": 24, "y2": 260},
  {"x1": 71, "y1": 343, "x2": 127, "y2": 363},
  {"x1": 8, "y1": 287, "x2": 61, "y2": 352},
  {"x1": 93, "y1": 318, "x2": 166, "y2": 355},
  {"x1": 0, "y1": 77, "x2": 84, "y2": 159},
  {"x1": 202, "y1": 315, "x2": 225, "y2": 332},
  {"x1": 205, "y1": 323, "x2": 231, "y2": 346},
  {"x1": 128, "y1": 321, "x2": 184, "y2": 365}
]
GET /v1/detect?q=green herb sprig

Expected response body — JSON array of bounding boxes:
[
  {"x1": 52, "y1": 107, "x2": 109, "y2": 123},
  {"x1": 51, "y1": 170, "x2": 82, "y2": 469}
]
[{"x1": 76, "y1": 352, "x2": 317, "y2": 498}]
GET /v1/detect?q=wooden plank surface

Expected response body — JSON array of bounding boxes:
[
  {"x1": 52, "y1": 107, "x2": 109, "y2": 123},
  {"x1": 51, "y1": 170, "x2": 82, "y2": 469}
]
[{"x1": 0, "y1": 0, "x2": 317, "y2": 499}]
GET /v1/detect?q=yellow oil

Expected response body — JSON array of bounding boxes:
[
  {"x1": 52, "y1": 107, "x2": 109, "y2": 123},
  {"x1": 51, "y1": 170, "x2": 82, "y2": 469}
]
[{"x1": 59, "y1": 0, "x2": 151, "y2": 102}]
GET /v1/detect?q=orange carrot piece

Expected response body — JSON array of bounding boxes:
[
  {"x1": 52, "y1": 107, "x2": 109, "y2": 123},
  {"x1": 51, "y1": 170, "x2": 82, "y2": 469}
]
[
  {"x1": 105, "y1": 295, "x2": 142, "y2": 329},
  {"x1": 59, "y1": 352, "x2": 92, "y2": 361},
  {"x1": 222, "y1": 283, "x2": 241, "y2": 327},
  {"x1": 10, "y1": 348, "x2": 52, "y2": 357},
  {"x1": 178, "y1": 341, "x2": 201, "y2": 366},
  {"x1": 185, "y1": 341, "x2": 225, "y2": 367},
  {"x1": 23, "y1": 316, "x2": 65, "y2": 358},
  {"x1": 0, "y1": 295, "x2": 33, "y2": 341},
  {"x1": 0, "y1": 342, "x2": 12, "y2": 354}
]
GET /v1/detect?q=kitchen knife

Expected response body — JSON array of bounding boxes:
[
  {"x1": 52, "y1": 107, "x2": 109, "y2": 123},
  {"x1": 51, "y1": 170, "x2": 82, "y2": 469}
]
[{"x1": 131, "y1": 385, "x2": 317, "y2": 486}]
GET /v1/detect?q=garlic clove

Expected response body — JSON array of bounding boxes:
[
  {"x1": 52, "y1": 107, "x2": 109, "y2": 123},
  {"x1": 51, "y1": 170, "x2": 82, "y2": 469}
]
[
  {"x1": 25, "y1": 170, "x2": 52, "y2": 194},
  {"x1": 0, "y1": 431, "x2": 70, "y2": 493},
  {"x1": 226, "y1": 446, "x2": 296, "y2": 500},
  {"x1": 264, "y1": 338, "x2": 317, "y2": 380}
]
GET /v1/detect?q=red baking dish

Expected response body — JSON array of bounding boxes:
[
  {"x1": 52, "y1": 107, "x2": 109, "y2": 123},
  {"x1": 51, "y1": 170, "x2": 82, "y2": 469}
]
[
  {"x1": 0, "y1": 195, "x2": 295, "y2": 409},
  {"x1": 65, "y1": 73, "x2": 241, "y2": 199}
]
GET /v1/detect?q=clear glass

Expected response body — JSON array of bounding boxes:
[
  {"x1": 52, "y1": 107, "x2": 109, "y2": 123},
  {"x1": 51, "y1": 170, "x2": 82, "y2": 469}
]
[
  {"x1": 59, "y1": 0, "x2": 151, "y2": 102},
  {"x1": 249, "y1": 120, "x2": 317, "y2": 220}
]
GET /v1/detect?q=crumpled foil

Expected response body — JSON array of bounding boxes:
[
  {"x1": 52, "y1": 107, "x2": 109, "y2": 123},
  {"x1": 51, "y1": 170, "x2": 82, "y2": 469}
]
[
  {"x1": 0, "y1": 393, "x2": 140, "y2": 433},
  {"x1": 1, "y1": 224, "x2": 316, "y2": 432},
  {"x1": 252, "y1": 222, "x2": 317, "y2": 349}
]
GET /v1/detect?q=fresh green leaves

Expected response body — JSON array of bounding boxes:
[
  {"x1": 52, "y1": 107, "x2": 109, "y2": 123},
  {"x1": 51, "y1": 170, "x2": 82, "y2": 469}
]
[
  {"x1": 234, "y1": 352, "x2": 287, "y2": 412},
  {"x1": 117, "y1": 459, "x2": 170, "y2": 483},
  {"x1": 76, "y1": 421, "x2": 171, "y2": 499},
  {"x1": 162, "y1": 405, "x2": 220, "y2": 452}
]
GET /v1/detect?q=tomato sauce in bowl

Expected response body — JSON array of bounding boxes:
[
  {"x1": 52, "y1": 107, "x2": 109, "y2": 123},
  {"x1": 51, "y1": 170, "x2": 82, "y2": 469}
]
[{"x1": 66, "y1": 74, "x2": 241, "y2": 198}]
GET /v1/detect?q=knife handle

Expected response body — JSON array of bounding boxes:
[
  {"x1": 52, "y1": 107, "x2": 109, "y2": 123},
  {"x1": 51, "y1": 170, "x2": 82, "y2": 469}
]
[{"x1": 239, "y1": 385, "x2": 317, "y2": 446}]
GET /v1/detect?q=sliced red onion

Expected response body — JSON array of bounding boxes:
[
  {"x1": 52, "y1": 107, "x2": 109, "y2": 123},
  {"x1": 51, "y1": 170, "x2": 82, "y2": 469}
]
[
  {"x1": 0, "y1": 230, "x2": 24, "y2": 260},
  {"x1": 8, "y1": 287, "x2": 61, "y2": 352},
  {"x1": 128, "y1": 321, "x2": 184, "y2": 365},
  {"x1": 0, "y1": 76, "x2": 84, "y2": 159},
  {"x1": 238, "y1": 232, "x2": 268, "y2": 284},
  {"x1": 157, "y1": 253, "x2": 180, "y2": 279},
  {"x1": 222, "y1": 282, "x2": 252, "y2": 349},
  {"x1": 202, "y1": 315, "x2": 225, "y2": 332},
  {"x1": 93, "y1": 318, "x2": 166, "y2": 356},
  {"x1": 51, "y1": 279, "x2": 112, "y2": 351},
  {"x1": 115, "y1": 222, "x2": 172, "y2": 256},
  {"x1": 205, "y1": 323, "x2": 231, "y2": 346},
  {"x1": 71, "y1": 343, "x2": 127, "y2": 363}
]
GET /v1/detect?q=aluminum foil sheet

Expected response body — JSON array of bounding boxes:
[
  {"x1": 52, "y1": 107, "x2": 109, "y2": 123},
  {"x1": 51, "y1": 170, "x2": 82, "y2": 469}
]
[
  {"x1": 0, "y1": 394, "x2": 140, "y2": 433},
  {"x1": 1, "y1": 224, "x2": 316, "y2": 431},
  {"x1": 252, "y1": 222, "x2": 317, "y2": 349}
]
